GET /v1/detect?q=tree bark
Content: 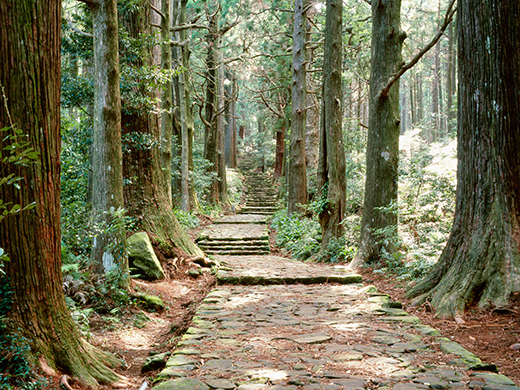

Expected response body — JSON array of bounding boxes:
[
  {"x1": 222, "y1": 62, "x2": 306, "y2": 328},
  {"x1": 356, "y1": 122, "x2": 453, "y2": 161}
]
[
  {"x1": 0, "y1": 0, "x2": 121, "y2": 386},
  {"x1": 176, "y1": 0, "x2": 200, "y2": 211},
  {"x1": 89, "y1": 0, "x2": 128, "y2": 280},
  {"x1": 317, "y1": 0, "x2": 346, "y2": 252},
  {"x1": 160, "y1": 0, "x2": 173, "y2": 204},
  {"x1": 446, "y1": 17, "x2": 456, "y2": 133},
  {"x1": 305, "y1": 6, "x2": 319, "y2": 171},
  {"x1": 121, "y1": 1, "x2": 203, "y2": 257},
  {"x1": 203, "y1": 4, "x2": 221, "y2": 205},
  {"x1": 288, "y1": 0, "x2": 308, "y2": 215},
  {"x1": 351, "y1": 0, "x2": 404, "y2": 269},
  {"x1": 407, "y1": 0, "x2": 520, "y2": 317}
]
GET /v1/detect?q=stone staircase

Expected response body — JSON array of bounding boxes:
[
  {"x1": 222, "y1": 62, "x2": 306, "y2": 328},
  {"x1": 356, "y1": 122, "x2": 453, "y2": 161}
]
[
  {"x1": 196, "y1": 155, "x2": 278, "y2": 256},
  {"x1": 238, "y1": 155, "x2": 279, "y2": 216}
]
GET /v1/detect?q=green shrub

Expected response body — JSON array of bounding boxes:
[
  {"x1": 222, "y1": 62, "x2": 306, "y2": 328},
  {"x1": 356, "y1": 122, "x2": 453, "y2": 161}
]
[
  {"x1": 0, "y1": 276, "x2": 51, "y2": 389},
  {"x1": 271, "y1": 210, "x2": 321, "y2": 260}
]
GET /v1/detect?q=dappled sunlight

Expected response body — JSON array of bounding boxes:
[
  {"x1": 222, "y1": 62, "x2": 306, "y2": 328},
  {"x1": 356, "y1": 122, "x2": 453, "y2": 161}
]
[{"x1": 248, "y1": 368, "x2": 289, "y2": 381}]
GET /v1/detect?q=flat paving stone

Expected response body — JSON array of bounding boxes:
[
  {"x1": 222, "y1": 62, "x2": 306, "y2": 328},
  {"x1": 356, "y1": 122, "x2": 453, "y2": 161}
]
[
  {"x1": 216, "y1": 255, "x2": 362, "y2": 285},
  {"x1": 152, "y1": 183, "x2": 518, "y2": 389},
  {"x1": 199, "y1": 224, "x2": 269, "y2": 240},
  {"x1": 215, "y1": 214, "x2": 270, "y2": 224}
]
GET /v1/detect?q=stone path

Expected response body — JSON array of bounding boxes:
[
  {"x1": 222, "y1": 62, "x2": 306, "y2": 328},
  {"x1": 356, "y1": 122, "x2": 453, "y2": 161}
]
[{"x1": 152, "y1": 160, "x2": 519, "y2": 390}]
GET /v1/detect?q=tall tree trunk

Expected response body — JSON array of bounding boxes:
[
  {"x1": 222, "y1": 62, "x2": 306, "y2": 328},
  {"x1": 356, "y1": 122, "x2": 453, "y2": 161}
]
[
  {"x1": 305, "y1": 6, "x2": 319, "y2": 171},
  {"x1": 416, "y1": 72, "x2": 423, "y2": 123},
  {"x1": 317, "y1": 0, "x2": 346, "y2": 252},
  {"x1": 203, "y1": 5, "x2": 220, "y2": 205},
  {"x1": 446, "y1": 17, "x2": 456, "y2": 133},
  {"x1": 407, "y1": 0, "x2": 520, "y2": 317},
  {"x1": 121, "y1": 1, "x2": 203, "y2": 257},
  {"x1": 225, "y1": 73, "x2": 238, "y2": 169},
  {"x1": 89, "y1": 0, "x2": 128, "y2": 280},
  {"x1": 409, "y1": 73, "x2": 416, "y2": 126},
  {"x1": 0, "y1": 0, "x2": 121, "y2": 386},
  {"x1": 217, "y1": 52, "x2": 229, "y2": 204},
  {"x1": 160, "y1": 0, "x2": 173, "y2": 204},
  {"x1": 176, "y1": 0, "x2": 200, "y2": 211},
  {"x1": 274, "y1": 126, "x2": 286, "y2": 180},
  {"x1": 288, "y1": 0, "x2": 308, "y2": 215},
  {"x1": 351, "y1": 0, "x2": 404, "y2": 269}
]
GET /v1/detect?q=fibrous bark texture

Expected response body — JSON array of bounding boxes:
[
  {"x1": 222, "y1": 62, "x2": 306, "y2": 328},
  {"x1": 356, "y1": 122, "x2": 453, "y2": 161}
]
[
  {"x1": 122, "y1": 1, "x2": 203, "y2": 257},
  {"x1": 0, "y1": 0, "x2": 121, "y2": 386},
  {"x1": 288, "y1": 0, "x2": 308, "y2": 215},
  {"x1": 351, "y1": 0, "x2": 404, "y2": 269},
  {"x1": 407, "y1": 0, "x2": 520, "y2": 317},
  {"x1": 317, "y1": 0, "x2": 346, "y2": 251},
  {"x1": 89, "y1": 0, "x2": 128, "y2": 278}
]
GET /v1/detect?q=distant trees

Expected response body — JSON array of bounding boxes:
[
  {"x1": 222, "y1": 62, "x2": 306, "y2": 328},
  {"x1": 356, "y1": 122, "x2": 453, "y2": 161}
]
[
  {"x1": 408, "y1": 0, "x2": 520, "y2": 316},
  {"x1": 0, "y1": 0, "x2": 121, "y2": 385}
]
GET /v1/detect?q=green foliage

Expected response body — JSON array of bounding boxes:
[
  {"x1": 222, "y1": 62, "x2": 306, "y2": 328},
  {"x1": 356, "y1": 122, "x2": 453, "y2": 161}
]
[
  {"x1": 173, "y1": 209, "x2": 200, "y2": 230},
  {"x1": 313, "y1": 236, "x2": 349, "y2": 263},
  {"x1": 0, "y1": 124, "x2": 39, "y2": 264},
  {"x1": 226, "y1": 168, "x2": 245, "y2": 205},
  {"x1": 0, "y1": 276, "x2": 51, "y2": 389},
  {"x1": 305, "y1": 182, "x2": 329, "y2": 216},
  {"x1": 271, "y1": 210, "x2": 321, "y2": 260}
]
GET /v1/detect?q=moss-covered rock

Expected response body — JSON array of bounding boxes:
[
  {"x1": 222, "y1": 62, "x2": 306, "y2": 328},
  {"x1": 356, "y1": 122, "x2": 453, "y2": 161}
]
[
  {"x1": 133, "y1": 293, "x2": 165, "y2": 311},
  {"x1": 126, "y1": 232, "x2": 165, "y2": 280}
]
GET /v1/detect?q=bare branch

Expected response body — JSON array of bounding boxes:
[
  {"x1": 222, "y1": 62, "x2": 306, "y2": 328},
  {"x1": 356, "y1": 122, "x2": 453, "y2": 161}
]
[
  {"x1": 380, "y1": 0, "x2": 457, "y2": 98},
  {"x1": 149, "y1": 3, "x2": 166, "y2": 21},
  {"x1": 66, "y1": 18, "x2": 93, "y2": 38},
  {"x1": 171, "y1": 23, "x2": 207, "y2": 32}
]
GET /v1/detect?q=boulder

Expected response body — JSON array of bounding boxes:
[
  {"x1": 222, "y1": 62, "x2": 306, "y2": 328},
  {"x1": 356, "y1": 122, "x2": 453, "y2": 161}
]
[
  {"x1": 133, "y1": 293, "x2": 165, "y2": 312},
  {"x1": 127, "y1": 232, "x2": 165, "y2": 280}
]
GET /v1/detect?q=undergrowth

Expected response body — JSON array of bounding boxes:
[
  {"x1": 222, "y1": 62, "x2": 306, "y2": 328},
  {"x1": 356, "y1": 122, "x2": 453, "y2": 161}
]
[
  {"x1": 0, "y1": 272, "x2": 51, "y2": 389},
  {"x1": 271, "y1": 130, "x2": 456, "y2": 282}
]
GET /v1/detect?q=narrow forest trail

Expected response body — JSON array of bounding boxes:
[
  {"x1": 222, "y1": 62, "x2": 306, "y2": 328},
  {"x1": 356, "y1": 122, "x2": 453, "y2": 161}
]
[{"x1": 151, "y1": 158, "x2": 518, "y2": 390}]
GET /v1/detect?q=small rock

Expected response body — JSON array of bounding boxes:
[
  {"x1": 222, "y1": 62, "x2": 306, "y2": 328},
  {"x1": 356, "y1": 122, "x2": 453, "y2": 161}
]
[
  {"x1": 203, "y1": 377, "x2": 236, "y2": 389},
  {"x1": 292, "y1": 333, "x2": 332, "y2": 344},
  {"x1": 133, "y1": 293, "x2": 165, "y2": 311},
  {"x1": 509, "y1": 343, "x2": 520, "y2": 350},
  {"x1": 142, "y1": 352, "x2": 169, "y2": 373},
  {"x1": 153, "y1": 378, "x2": 209, "y2": 390}
]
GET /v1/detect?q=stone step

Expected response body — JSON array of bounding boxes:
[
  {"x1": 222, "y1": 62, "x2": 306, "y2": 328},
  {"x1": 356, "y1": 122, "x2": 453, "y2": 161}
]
[
  {"x1": 241, "y1": 206, "x2": 278, "y2": 213},
  {"x1": 203, "y1": 248, "x2": 270, "y2": 255},
  {"x1": 196, "y1": 235, "x2": 268, "y2": 242},
  {"x1": 198, "y1": 240, "x2": 269, "y2": 248}
]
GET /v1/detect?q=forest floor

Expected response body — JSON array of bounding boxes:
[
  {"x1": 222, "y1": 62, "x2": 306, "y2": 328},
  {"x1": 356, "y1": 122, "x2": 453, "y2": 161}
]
[{"x1": 50, "y1": 221, "x2": 520, "y2": 389}]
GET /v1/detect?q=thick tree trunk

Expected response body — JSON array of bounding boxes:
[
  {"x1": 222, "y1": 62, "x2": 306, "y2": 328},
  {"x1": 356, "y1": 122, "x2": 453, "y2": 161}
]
[
  {"x1": 288, "y1": 0, "x2": 308, "y2": 215},
  {"x1": 0, "y1": 0, "x2": 121, "y2": 386},
  {"x1": 89, "y1": 0, "x2": 128, "y2": 280},
  {"x1": 317, "y1": 0, "x2": 346, "y2": 252},
  {"x1": 121, "y1": 1, "x2": 202, "y2": 257},
  {"x1": 351, "y1": 0, "x2": 404, "y2": 269},
  {"x1": 407, "y1": 0, "x2": 520, "y2": 317}
]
